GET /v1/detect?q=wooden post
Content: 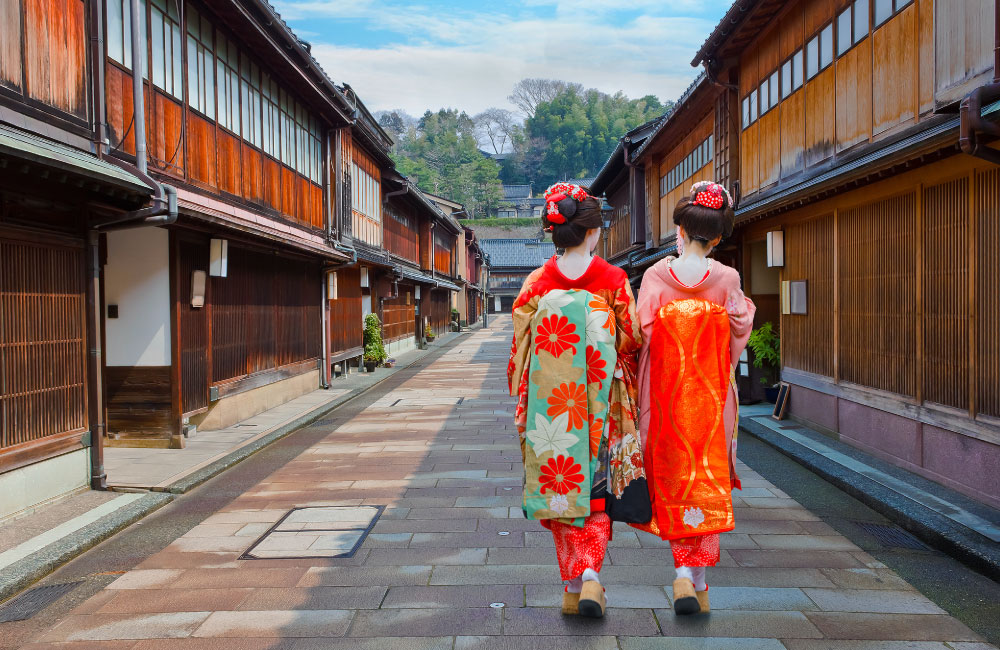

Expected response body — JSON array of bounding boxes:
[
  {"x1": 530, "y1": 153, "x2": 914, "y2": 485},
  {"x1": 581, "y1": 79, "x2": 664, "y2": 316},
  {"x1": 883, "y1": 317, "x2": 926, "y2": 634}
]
[
  {"x1": 969, "y1": 170, "x2": 978, "y2": 418},
  {"x1": 833, "y1": 209, "x2": 840, "y2": 383},
  {"x1": 915, "y1": 186, "x2": 923, "y2": 405},
  {"x1": 85, "y1": 230, "x2": 107, "y2": 489}
]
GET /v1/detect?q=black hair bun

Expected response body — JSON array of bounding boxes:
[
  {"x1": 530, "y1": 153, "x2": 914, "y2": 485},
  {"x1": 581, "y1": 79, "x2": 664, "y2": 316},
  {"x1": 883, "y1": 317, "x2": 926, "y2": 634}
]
[{"x1": 556, "y1": 197, "x2": 577, "y2": 219}]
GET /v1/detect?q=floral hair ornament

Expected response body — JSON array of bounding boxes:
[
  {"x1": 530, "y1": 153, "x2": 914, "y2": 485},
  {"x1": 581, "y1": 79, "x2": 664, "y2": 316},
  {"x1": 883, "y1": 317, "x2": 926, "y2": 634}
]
[
  {"x1": 690, "y1": 181, "x2": 731, "y2": 210},
  {"x1": 543, "y1": 182, "x2": 590, "y2": 230}
]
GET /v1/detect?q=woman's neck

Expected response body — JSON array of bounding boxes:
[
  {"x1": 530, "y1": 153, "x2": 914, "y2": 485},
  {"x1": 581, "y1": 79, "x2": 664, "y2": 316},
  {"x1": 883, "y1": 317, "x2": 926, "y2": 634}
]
[
  {"x1": 556, "y1": 244, "x2": 594, "y2": 281},
  {"x1": 670, "y1": 241, "x2": 713, "y2": 286}
]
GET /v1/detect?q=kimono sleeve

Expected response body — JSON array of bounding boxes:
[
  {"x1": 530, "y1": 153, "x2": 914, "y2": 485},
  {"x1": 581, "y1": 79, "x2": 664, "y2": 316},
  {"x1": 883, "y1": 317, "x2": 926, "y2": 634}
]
[
  {"x1": 506, "y1": 267, "x2": 545, "y2": 397},
  {"x1": 613, "y1": 275, "x2": 642, "y2": 360}
]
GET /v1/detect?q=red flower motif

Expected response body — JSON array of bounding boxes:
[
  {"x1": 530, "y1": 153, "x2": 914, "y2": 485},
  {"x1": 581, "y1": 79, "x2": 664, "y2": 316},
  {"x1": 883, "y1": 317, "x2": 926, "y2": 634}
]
[
  {"x1": 588, "y1": 415, "x2": 604, "y2": 457},
  {"x1": 539, "y1": 454, "x2": 584, "y2": 495},
  {"x1": 547, "y1": 382, "x2": 587, "y2": 432},
  {"x1": 586, "y1": 345, "x2": 607, "y2": 387},
  {"x1": 588, "y1": 296, "x2": 617, "y2": 337},
  {"x1": 630, "y1": 452, "x2": 642, "y2": 468},
  {"x1": 535, "y1": 314, "x2": 579, "y2": 357}
]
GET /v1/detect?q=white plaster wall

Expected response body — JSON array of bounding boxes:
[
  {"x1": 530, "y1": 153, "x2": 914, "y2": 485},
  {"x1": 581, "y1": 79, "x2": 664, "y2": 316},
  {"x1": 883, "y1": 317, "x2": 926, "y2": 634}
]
[
  {"x1": 104, "y1": 227, "x2": 172, "y2": 366},
  {"x1": 0, "y1": 449, "x2": 89, "y2": 521}
]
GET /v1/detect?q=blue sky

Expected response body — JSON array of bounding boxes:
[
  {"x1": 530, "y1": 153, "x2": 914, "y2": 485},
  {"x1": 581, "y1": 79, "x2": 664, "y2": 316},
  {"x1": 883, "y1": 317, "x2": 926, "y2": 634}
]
[{"x1": 272, "y1": 0, "x2": 734, "y2": 117}]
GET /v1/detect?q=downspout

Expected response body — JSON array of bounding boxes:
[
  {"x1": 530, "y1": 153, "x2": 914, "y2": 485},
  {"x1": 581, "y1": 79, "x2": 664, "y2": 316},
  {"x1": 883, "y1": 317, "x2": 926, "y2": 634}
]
[
  {"x1": 88, "y1": 0, "x2": 107, "y2": 155},
  {"x1": 958, "y1": 0, "x2": 1000, "y2": 166},
  {"x1": 87, "y1": 0, "x2": 179, "y2": 489}
]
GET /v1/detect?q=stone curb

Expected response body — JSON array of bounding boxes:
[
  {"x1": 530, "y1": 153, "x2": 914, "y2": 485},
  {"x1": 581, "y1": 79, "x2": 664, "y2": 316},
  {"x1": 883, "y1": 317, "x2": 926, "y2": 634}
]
[
  {"x1": 739, "y1": 417, "x2": 1000, "y2": 582},
  {"x1": 159, "y1": 333, "x2": 471, "y2": 495},
  {"x1": 0, "y1": 492, "x2": 173, "y2": 605}
]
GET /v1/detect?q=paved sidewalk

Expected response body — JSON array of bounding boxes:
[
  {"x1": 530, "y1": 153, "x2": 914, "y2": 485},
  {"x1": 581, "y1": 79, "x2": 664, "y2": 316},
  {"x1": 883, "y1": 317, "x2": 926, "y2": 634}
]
[{"x1": 19, "y1": 317, "x2": 997, "y2": 649}]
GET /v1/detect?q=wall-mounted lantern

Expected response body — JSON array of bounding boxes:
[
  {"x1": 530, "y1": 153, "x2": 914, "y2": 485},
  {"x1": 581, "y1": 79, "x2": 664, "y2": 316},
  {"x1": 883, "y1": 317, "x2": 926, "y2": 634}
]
[
  {"x1": 360, "y1": 267, "x2": 370, "y2": 288},
  {"x1": 191, "y1": 270, "x2": 207, "y2": 308},
  {"x1": 766, "y1": 230, "x2": 784, "y2": 267},
  {"x1": 415, "y1": 285, "x2": 421, "y2": 300},
  {"x1": 327, "y1": 271, "x2": 338, "y2": 300},
  {"x1": 209, "y1": 238, "x2": 228, "y2": 277}
]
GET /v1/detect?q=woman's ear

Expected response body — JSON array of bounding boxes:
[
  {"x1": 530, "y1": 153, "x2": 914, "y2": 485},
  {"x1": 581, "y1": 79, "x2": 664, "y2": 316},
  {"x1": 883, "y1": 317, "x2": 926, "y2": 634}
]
[{"x1": 710, "y1": 235, "x2": 722, "y2": 249}]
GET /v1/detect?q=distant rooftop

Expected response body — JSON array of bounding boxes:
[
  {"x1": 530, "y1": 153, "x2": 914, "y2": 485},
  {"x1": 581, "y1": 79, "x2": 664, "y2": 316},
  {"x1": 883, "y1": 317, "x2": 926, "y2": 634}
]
[
  {"x1": 481, "y1": 238, "x2": 555, "y2": 269},
  {"x1": 502, "y1": 185, "x2": 532, "y2": 200}
]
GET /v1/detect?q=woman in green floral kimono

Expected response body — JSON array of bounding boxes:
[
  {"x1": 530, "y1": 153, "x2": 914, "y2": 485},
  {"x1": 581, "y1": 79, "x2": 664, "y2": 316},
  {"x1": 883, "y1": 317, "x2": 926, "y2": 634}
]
[{"x1": 508, "y1": 183, "x2": 648, "y2": 618}]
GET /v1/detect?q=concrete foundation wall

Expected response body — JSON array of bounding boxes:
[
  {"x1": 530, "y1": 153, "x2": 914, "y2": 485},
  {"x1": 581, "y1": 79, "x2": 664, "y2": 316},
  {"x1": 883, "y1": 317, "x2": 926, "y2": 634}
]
[
  {"x1": 0, "y1": 449, "x2": 89, "y2": 522},
  {"x1": 191, "y1": 370, "x2": 319, "y2": 432},
  {"x1": 786, "y1": 379, "x2": 1000, "y2": 508}
]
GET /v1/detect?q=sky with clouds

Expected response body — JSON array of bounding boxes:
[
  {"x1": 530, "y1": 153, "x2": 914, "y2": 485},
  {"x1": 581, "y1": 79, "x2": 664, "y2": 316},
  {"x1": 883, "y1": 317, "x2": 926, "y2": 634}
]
[{"x1": 272, "y1": 0, "x2": 734, "y2": 118}]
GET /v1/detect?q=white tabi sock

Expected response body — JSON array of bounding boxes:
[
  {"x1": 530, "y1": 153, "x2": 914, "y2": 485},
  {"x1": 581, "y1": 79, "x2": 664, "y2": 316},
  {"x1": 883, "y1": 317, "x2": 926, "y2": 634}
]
[
  {"x1": 581, "y1": 568, "x2": 600, "y2": 584},
  {"x1": 675, "y1": 566, "x2": 695, "y2": 584},
  {"x1": 691, "y1": 566, "x2": 707, "y2": 591},
  {"x1": 566, "y1": 576, "x2": 583, "y2": 593}
]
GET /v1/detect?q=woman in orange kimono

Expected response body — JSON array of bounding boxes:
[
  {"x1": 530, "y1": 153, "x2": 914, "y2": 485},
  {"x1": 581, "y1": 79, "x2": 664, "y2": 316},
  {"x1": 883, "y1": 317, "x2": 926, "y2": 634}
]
[
  {"x1": 508, "y1": 183, "x2": 648, "y2": 618},
  {"x1": 634, "y1": 181, "x2": 755, "y2": 615}
]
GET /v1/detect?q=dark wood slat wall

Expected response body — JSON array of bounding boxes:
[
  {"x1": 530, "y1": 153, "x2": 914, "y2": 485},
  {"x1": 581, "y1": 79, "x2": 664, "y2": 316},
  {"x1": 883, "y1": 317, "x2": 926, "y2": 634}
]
[
  {"x1": 837, "y1": 192, "x2": 918, "y2": 397},
  {"x1": 210, "y1": 246, "x2": 320, "y2": 385},
  {"x1": 606, "y1": 182, "x2": 631, "y2": 260},
  {"x1": 384, "y1": 207, "x2": 419, "y2": 263},
  {"x1": 783, "y1": 214, "x2": 834, "y2": 377},
  {"x1": 382, "y1": 289, "x2": 415, "y2": 342},
  {"x1": 922, "y1": 177, "x2": 969, "y2": 410},
  {"x1": 0, "y1": 237, "x2": 88, "y2": 451},
  {"x1": 976, "y1": 168, "x2": 1000, "y2": 418},
  {"x1": 329, "y1": 266, "x2": 362, "y2": 356},
  {"x1": 177, "y1": 238, "x2": 210, "y2": 414},
  {"x1": 428, "y1": 289, "x2": 451, "y2": 335}
]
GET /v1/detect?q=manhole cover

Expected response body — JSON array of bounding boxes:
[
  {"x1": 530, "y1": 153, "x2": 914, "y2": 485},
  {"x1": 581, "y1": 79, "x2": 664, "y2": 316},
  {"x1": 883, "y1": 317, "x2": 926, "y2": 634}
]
[
  {"x1": 853, "y1": 522, "x2": 929, "y2": 550},
  {"x1": 0, "y1": 582, "x2": 83, "y2": 623},
  {"x1": 241, "y1": 506, "x2": 383, "y2": 560}
]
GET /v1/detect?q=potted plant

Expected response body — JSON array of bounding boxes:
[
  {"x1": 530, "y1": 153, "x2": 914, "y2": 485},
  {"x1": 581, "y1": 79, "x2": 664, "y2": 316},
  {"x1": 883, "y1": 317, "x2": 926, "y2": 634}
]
[
  {"x1": 424, "y1": 323, "x2": 436, "y2": 342},
  {"x1": 747, "y1": 321, "x2": 781, "y2": 402},
  {"x1": 450, "y1": 308, "x2": 461, "y2": 332},
  {"x1": 363, "y1": 313, "x2": 387, "y2": 372}
]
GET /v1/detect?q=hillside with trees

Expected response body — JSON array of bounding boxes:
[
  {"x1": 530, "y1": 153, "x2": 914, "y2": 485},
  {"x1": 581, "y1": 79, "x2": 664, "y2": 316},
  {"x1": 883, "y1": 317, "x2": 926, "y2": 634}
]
[{"x1": 378, "y1": 78, "x2": 670, "y2": 215}]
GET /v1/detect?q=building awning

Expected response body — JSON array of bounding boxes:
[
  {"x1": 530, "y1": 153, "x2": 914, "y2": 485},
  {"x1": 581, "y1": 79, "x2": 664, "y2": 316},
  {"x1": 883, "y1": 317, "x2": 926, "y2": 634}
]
[
  {"x1": 435, "y1": 279, "x2": 461, "y2": 292},
  {"x1": 0, "y1": 123, "x2": 152, "y2": 196},
  {"x1": 399, "y1": 266, "x2": 437, "y2": 285},
  {"x1": 630, "y1": 242, "x2": 678, "y2": 269}
]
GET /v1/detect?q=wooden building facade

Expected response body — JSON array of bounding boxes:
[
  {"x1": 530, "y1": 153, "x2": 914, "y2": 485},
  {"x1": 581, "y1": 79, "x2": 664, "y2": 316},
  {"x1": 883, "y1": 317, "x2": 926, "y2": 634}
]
[
  {"x1": 595, "y1": 0, "x2": 1000, "y2": 507},
  {"x1": 0, "y1": 0, "x2": 477, "y2": 517}
]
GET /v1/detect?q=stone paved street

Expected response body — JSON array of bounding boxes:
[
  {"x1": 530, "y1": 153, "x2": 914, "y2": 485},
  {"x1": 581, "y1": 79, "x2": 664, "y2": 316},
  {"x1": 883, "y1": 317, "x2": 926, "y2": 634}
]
[{"x1": 16, "y1": 318, "x2": 998, "y2": 649}]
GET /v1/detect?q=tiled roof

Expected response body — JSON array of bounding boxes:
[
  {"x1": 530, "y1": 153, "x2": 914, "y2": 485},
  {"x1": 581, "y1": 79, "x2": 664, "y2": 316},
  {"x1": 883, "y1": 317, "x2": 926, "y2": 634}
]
[
  {"x1": 502, "y1": 185, "x2": 532, "y2": 200},
  {"x1": 481, "y1": 238, "x2": 555, "y2": 270}
]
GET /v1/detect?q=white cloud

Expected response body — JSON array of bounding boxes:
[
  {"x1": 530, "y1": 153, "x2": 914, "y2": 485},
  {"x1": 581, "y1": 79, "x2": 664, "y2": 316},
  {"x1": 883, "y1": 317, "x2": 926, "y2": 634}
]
[{"x1": 278, "y1": 1, "x2": 720, "y2": 115}]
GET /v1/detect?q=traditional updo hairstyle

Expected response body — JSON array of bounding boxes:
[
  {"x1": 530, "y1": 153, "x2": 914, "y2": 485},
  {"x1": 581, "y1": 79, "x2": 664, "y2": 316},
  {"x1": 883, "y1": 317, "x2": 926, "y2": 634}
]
[
  {"x1": 541, "y1": 183, "x2": 603, "y2": 249},
  {"x1": 672, "y1": 181, "x2": 735, "y2": 245}
]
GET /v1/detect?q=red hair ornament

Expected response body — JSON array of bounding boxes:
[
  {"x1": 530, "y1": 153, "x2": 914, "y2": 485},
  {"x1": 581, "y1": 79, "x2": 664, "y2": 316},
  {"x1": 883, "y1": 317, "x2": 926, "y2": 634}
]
[
  {"x1": 543, "y1": 182, "x2": 590, "y2": 230},
  {"x1": 691, "y1": 182, "x2": 726, "y2": 210}
]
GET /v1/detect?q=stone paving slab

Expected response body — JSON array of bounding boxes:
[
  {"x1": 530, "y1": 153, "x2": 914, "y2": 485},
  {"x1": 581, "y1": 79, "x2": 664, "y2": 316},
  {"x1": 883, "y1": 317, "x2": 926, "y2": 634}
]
[{"x1": 15, "y1": 317, "x2": 996, "y2": 649}]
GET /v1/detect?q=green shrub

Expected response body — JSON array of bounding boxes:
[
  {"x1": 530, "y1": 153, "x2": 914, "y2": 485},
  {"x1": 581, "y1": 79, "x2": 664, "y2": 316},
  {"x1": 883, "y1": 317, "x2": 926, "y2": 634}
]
[
  {"x1": 363, "y1": 313, "x2": 387, "y2": 363},
  {"x1": 747, "y1": 322, "x2": 780, "y2": 386}
]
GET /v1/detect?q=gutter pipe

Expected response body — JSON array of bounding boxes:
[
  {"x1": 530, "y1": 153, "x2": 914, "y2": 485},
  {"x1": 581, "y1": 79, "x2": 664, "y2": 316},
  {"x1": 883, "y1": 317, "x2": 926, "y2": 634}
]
[{"x1": 958, "y1": 0, "x2": 1000, "y2": 167}]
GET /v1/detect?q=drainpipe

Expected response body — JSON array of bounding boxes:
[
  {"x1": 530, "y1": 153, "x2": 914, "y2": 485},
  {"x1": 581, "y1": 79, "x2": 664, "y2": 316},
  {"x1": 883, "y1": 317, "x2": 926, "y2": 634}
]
[
  {"x1": 88, "y1": 0, "x2": 107, "y2": 155},
  {"x1": 959, "y1": 0, "x2": 1000, "y2": 166}
]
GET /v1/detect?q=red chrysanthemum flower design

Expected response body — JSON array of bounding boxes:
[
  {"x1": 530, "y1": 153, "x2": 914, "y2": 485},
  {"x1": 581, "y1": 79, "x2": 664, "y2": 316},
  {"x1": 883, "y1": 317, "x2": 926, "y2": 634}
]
[
  {"x1": 586, "y1": 345, "x2": 607, "y2": 387},
  {"x1": 588, "y1": 415, "x2": 604, "y2": 457},
  {"x1": 539, "y1": 454, "x2": 584, "y2": 495},
  {"x1": 630, "y1": 452, "x2": 642, "y2": 468},
  {"x1": 547, "y1": 382, "x2": 587, "y2": 431},
  {"x1": 534, "y1": 314, "x2": 579, "y2": 357}
]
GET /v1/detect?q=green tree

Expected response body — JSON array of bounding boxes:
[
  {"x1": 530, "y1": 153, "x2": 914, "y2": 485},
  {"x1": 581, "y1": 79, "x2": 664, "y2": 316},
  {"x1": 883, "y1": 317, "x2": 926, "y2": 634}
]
[
  {"x1": 390, "y1": 109, "x2": 504, "y2": 218},
  {"x1": 525, "y1": 86, "x2": 666, "y2": 188}
]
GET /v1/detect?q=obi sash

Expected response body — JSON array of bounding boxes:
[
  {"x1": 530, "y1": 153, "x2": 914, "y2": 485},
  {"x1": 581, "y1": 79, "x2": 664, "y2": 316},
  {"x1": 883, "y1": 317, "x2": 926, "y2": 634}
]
[
  {"x1": 522, "y1": 289, "x2": 617, "y2": 525},
  {"x1": 639, "y1": 298, "x2": 734, "y2": 540}
]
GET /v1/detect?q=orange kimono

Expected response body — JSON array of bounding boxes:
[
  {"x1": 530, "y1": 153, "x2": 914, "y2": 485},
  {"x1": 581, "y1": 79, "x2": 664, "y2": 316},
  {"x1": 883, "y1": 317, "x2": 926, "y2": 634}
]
[{"x1": 632, "y1": 259, "x2": 755, "y2": 567}]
